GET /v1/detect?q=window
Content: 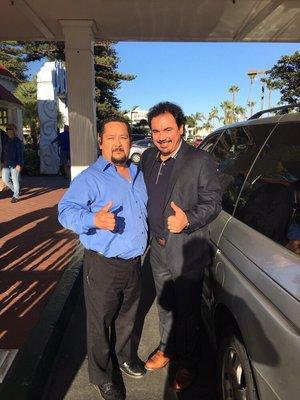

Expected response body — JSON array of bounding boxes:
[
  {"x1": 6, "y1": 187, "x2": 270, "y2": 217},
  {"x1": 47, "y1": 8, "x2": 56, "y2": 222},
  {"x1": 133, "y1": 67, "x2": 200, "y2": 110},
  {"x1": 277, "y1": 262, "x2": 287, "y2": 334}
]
[
  {"x1": 201, "y1": 132, "x2": 223, "y2": 153},
  {"x1": 210, "y1": 124, "x2": 274, "y2": 214},
  {"x1": 235, "y1": 121, "x2": 300, "y2": 253}
]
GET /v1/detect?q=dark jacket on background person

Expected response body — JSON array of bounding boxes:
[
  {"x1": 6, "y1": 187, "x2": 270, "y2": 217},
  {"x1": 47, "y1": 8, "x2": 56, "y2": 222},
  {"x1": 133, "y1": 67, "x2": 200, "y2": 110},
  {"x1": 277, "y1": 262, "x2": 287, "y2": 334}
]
[{"x1": 2, "y1": 136, "x2": 24, "y2": 168}]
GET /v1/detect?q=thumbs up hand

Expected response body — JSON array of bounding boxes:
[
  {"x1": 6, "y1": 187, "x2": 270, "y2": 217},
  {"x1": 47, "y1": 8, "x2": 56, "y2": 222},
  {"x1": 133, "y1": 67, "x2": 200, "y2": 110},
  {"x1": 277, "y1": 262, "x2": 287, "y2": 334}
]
[
  {"x1": 93, "y1": 201, "x2": 116, "y2": 231},
  {"x1": 167, "y1": 201, "x2": 189, "y2": 233}
]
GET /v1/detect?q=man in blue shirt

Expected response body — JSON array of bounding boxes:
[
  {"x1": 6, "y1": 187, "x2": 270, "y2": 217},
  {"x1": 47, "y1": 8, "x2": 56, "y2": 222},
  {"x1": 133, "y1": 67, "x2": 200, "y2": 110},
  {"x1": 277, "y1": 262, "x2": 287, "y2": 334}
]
[{"x1": 58, "y1": 116, "x2": 148, "y2": 400}]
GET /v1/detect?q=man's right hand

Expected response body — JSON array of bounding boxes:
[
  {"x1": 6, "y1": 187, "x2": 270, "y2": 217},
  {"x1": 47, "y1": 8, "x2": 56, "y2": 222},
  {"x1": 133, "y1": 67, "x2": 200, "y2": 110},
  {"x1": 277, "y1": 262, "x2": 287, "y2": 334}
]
[{"x1": 93, "y1": 201, "x2": 116, "y2": 231}]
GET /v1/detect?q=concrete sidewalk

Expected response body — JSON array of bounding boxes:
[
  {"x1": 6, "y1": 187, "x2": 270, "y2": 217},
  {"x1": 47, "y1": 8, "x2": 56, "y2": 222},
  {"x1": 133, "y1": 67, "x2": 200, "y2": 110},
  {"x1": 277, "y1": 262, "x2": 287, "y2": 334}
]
[
  {"x1": 0, "y1": 175, "x2": 79, "y2": 392},
  {"x1": 42, "y1": 255, "x2": 217, "y2": 400}
]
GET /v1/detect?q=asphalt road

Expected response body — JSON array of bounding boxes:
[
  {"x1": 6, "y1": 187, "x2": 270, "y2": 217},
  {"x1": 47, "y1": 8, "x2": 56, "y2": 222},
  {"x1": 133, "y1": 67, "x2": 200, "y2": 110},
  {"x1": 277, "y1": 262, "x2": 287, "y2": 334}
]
[{"x1": 42, "y1": 257, "x2": 217, "y2": 400}]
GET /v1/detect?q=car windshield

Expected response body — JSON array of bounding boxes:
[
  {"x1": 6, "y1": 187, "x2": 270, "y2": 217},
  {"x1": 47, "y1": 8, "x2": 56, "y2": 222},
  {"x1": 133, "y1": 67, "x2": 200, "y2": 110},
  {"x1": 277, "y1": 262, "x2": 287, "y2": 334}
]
[{"x1": 134, "y1": 139, "x2": 151, "y2": 146}]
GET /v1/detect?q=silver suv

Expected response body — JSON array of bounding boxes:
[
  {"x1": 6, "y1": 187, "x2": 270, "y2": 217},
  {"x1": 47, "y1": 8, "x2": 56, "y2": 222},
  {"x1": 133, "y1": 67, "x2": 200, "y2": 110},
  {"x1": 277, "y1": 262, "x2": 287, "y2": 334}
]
[{"x1": 200, "y1": 104, "x2": 300, "y2": 400}]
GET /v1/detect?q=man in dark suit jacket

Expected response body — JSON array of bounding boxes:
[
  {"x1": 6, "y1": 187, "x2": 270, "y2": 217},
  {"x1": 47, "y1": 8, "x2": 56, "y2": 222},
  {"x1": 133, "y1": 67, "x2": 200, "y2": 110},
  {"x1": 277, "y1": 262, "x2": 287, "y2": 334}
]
[{"x1": 141, "y1": 102, "x2": 221, "y2": 391}]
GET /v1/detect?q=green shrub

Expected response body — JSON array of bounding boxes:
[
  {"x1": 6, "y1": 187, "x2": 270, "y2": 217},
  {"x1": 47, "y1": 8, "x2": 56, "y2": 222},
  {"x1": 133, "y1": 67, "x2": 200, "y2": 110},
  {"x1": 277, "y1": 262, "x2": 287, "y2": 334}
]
[{"x1": 23, "y1": 144, "x2": 40, "y2": 176}]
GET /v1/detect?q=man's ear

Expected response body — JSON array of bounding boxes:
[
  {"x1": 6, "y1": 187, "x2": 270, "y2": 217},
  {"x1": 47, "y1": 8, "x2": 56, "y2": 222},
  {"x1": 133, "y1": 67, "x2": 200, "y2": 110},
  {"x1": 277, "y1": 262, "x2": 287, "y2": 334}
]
[
  {"x1": 98, "y1": 136, "x2": 102, "y2": 150},
  {"x1": 179, "y1": 125, "x2": 184, "y2": 136}
]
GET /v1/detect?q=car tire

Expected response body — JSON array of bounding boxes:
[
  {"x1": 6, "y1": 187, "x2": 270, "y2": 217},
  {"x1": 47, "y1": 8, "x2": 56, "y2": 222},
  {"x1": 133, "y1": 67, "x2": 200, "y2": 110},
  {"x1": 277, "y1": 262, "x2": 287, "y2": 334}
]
[
  {"x1": 217, "y1": 328, "x2": 258, "y2": 400},
  {"x1": 131, "y1": 153, "x2": 141, "y2": 164}
]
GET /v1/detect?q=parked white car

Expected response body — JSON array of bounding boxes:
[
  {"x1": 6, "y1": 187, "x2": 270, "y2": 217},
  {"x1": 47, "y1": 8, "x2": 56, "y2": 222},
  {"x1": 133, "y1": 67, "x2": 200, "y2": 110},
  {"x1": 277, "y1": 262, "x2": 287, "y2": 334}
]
[{"x1": 129, "y1": 138, "x2": 153, "y2": 164}]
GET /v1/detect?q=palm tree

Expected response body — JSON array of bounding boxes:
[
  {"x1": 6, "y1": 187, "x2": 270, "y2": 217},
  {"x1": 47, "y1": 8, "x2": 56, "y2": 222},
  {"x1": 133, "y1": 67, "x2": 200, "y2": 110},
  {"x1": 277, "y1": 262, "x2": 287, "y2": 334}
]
[
  {"x1": 247, "y1": 100, "x2": 256, "y2": 117},
  {"x1": 207, "y1": 107, "x2": 220, "y2": 130},
  {"x1": 220, "y1": 101, "x2": 235, "y2": 125},
  {"x1": 233, "y1": 105, "x2": 246, "y2": 122},
  {"x1": 229, "y1": 85, "x2": 240, "y2": 105},
  {"x1": 262, "y1": 78, "x2": 276, "y2": 109},
  {"x1": 201, "y1": 120, "x2": 214, "y2": 135},
  {"x1": 190, "y1": 112, "x2": 205, "y2": 136}
]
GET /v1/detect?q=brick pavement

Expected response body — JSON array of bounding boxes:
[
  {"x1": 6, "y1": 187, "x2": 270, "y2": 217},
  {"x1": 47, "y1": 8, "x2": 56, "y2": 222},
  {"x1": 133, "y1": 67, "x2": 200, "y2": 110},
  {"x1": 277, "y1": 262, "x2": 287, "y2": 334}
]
[{"x1": 0, "y1": 175, "x2": 77, "y2": 350}]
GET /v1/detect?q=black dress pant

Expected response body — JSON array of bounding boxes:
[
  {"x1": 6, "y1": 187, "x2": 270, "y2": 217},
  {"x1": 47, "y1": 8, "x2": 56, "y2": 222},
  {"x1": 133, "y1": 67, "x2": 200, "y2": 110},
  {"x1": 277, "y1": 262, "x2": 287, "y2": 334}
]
[
  {"x1": 150, "y1": 239, "x2": 204, "y2": 368},
  {"x1": 83, "y1": 249, "x2": 141, "y2": 385}
]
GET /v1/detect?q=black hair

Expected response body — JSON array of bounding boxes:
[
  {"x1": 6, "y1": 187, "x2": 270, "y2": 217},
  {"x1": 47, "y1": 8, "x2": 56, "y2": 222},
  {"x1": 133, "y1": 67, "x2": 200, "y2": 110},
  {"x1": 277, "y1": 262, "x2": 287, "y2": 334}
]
[
  {"x1": 147, "y1": 101, "x2": 186, "y2": 128},
  {"x1": 98, "y1": 115, "x2": 131, "y2": 139}
]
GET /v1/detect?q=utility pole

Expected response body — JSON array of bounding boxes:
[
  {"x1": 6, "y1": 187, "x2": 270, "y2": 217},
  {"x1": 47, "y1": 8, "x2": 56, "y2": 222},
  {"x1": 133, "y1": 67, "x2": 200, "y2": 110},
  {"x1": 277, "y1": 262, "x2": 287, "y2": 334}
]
[{"x1": 247, "y1": 70, "x2": 266, "y2": 114}]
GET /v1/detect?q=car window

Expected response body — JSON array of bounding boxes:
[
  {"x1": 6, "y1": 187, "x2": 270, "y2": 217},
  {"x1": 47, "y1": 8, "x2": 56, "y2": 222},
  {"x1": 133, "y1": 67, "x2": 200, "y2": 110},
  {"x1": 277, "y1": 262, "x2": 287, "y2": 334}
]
[
  {"x1": 200, "y1": 132, "x2": 222, "y2": 153},
  {"x1": 134, "y1": 139, "x2": 152, "y2": 146},
  {"x1": 235, "y1": 121, "x2": 300, "y2": 255},
  {"x1": 210, "y1": 124, "x2": 274, "y2": 214}
]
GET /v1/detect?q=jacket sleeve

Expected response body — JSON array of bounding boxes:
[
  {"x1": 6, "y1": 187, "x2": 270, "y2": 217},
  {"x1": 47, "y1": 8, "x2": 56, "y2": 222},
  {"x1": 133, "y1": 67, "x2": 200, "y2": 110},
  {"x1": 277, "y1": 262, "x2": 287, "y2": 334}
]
[
  {"x1": 185, "y1": 154, "x2": 222, "y2": 233},
  {"x1": 58, "y1": 172, "x2": 97, "y2": 235}
]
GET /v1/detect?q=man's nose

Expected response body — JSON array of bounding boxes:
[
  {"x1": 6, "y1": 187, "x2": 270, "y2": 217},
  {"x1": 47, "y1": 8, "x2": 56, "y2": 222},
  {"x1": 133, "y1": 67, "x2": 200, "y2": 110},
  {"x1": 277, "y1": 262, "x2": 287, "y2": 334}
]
[
  {"x1": 114, "y1": 136, "x2": 122, "y2": 145},
  {"x1": 157, "y1": 131, "x2": 167, "y2": 141}
]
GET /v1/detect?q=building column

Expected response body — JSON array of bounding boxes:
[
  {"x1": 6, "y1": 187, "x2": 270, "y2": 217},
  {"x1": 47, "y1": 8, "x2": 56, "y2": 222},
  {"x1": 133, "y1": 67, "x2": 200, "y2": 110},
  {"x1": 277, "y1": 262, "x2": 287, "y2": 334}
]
[
  {"x1": 60, "y1": 20, "x2": 98, "y2": 179},
  {"x1": 37, "y1": 62, "x2": 61, "y2": 174}
]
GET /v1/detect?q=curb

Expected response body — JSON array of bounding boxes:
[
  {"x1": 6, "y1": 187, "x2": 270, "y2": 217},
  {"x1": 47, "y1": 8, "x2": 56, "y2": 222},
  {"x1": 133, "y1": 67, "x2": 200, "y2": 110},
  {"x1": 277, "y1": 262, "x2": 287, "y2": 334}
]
[{"x1": 0, "y1": 245, "x2": 83, "y2": 400}]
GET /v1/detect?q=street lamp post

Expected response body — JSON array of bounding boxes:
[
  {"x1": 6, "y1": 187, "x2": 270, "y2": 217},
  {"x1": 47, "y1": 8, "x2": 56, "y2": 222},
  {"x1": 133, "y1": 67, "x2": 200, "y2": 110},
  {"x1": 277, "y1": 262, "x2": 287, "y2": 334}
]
[{"x1": 247, "y1": 70, "x2": 266, "y2": 115}]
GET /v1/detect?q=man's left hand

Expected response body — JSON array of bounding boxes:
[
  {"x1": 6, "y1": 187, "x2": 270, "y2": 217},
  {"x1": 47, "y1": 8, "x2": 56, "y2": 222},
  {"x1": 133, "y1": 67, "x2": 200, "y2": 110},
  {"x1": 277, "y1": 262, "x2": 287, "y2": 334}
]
[{"x1": 167, "y1": 201, "x2": 189, "y2": 233}]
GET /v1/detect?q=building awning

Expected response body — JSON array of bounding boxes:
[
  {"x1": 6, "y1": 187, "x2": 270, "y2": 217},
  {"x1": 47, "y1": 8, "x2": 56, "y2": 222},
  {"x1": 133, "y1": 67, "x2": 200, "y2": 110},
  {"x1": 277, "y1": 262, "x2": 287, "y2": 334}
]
[
  {"x1": 0, "y1": 1, "x2": 299, "y2": 42},
  {"x1": 0, "y1": 83, "x2": 23, "y2": 107},
  {"x1": 0, "y1": 66, "x2": 18, "y2": 81}
]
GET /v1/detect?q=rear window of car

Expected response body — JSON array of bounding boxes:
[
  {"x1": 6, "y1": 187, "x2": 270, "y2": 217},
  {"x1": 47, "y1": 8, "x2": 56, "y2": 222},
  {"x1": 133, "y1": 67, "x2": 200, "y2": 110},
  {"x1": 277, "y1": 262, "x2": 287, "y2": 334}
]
[
  {"x1": 210, "y1": 123, "x2": 275, "y2": 214},
  {"x1": 234, "y1": 121, "x2": 300, "y2": 253}
]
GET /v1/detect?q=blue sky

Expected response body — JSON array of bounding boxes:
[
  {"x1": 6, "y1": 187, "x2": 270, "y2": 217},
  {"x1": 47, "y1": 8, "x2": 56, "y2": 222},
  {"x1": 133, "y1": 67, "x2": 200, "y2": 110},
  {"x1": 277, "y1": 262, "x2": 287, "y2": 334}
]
[{"x1": 29, "y1": 42, "x2": 299, "y2": 118}]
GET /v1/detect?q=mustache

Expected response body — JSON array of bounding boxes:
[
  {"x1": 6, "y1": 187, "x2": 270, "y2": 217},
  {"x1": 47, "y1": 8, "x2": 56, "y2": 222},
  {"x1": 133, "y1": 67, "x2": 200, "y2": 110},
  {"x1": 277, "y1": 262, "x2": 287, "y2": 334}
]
[
  {"x1": 112, "y1": 146, "x2": 125, "y2": 152},
  {"x1": 157, "y1": 140, "x2": 170, "y2": 144}
]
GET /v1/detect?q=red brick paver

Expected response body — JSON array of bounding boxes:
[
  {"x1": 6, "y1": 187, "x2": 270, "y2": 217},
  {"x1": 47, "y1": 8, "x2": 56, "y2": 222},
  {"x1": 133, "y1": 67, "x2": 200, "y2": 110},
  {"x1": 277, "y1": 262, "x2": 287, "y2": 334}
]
[{"x1": 0, "y1": 176, "x2": 77, "y2": 349}]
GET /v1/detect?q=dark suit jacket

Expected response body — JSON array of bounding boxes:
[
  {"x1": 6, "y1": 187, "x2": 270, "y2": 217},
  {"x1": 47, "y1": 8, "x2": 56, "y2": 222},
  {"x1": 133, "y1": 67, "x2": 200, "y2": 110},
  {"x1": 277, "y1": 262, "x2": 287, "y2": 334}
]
[{"x1": 141, "y1": 140, "x2": 221, "y2": 274}]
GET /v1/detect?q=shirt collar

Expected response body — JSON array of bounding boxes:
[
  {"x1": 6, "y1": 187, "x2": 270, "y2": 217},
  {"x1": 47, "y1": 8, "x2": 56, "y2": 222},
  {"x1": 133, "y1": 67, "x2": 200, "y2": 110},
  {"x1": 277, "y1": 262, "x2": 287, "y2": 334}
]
[
  {"x1": 96, "y1": 156, "x2": 112, "y2": 171},
  {"x1": 156, "y1": 139, "x2": 183, "y2": 161},
  {"x1": 96, "y1": 155, "x2": 138, "y2": 176}
]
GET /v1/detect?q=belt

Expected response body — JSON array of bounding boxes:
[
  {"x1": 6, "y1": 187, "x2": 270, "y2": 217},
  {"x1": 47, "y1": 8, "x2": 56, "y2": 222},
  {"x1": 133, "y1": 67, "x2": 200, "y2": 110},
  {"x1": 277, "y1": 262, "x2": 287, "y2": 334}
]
[
  {"x1": 86, "y1": 249, "x2": 140, "y2": 264},
  {"x1": 110, "y1": 255, "x2": 140, "y2": 263},
  {"x1": 155, "y1": 237, "x2": 166, "y2": 247}
]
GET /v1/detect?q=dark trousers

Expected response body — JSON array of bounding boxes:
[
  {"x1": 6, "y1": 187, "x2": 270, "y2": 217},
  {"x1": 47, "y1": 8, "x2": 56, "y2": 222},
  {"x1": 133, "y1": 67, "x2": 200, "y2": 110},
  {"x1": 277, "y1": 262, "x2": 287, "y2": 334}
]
[
  {"x1": 150, "y1": 239, "x2": 204, "y2": 368},
  {"x1": 83, "y1": 249, "x2": 141, "y2": 385}
]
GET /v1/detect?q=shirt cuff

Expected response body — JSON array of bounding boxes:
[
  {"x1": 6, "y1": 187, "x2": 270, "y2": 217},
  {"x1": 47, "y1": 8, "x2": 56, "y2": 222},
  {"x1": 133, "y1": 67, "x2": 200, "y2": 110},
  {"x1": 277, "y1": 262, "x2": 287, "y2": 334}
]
[{"x1": 83, "y1": 212, "x2": 97, "y2": 230}]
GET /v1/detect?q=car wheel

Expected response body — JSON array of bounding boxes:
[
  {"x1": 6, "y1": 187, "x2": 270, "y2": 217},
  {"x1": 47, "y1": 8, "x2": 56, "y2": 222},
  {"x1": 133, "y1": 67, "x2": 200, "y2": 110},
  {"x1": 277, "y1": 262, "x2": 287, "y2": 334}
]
[
  {"x1": 218, "y1": 328, "x2": 258, "y2": 400},
  {"x1": 131, "y1": 153, "x2": 141, "y2": 164}
]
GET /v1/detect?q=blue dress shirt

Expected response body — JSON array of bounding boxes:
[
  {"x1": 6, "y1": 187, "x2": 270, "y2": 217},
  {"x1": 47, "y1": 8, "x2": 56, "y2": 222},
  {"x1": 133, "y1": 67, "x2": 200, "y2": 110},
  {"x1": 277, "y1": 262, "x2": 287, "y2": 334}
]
[{"x1": 58, "y1": 156, "x2": 148, "y2": 259}]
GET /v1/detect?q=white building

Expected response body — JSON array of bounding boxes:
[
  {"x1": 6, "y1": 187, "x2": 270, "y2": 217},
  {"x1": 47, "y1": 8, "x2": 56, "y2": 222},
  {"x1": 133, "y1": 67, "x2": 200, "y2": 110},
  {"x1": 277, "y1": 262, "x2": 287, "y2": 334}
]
[{"x1": 124, "y1": 107, "x2": 148, "y2": 125}]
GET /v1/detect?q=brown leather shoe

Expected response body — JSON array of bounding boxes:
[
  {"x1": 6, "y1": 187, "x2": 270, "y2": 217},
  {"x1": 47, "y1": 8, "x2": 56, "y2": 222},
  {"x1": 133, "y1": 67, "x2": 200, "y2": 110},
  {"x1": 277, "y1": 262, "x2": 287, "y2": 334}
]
[
  {"x1": 144, "y1": 350, "x2": 171, "y2": 371},
  {"x1": 172, "y1": 368, "x2": 195, "y2": 392}
]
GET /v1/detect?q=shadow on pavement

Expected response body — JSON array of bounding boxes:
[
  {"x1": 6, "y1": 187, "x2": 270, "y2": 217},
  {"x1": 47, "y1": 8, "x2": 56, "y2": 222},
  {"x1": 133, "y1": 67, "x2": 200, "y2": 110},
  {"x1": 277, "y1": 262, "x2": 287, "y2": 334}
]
[{"x1": 42, "y1": 290, "x2": 87, "y2": 400}]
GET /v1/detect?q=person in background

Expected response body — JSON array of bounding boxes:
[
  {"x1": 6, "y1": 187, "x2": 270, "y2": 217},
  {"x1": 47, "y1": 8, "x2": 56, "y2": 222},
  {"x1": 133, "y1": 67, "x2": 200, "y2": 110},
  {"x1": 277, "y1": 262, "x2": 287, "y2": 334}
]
[
  {"x1": 192, "y1": 135, "x2": 202, "y2": 148},
  {"x1": 58, "y1": 116, "x2": 148, "y2": 400},
  {"x1": 141, "y1": 102, "x2": 221, "y2": 392},
  {"x1": 52, "y1": 124, "x2": 70, "y2": 178},
  {"x1": 1, "y1": 123, "x2": 24, "y2": 203}
]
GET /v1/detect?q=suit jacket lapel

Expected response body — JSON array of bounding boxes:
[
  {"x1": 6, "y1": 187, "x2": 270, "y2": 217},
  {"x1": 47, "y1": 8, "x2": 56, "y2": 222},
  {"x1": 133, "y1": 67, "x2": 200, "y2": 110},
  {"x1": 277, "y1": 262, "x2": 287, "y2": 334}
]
[{"x1": 163, "y1": 141, "x2": 190, "y2": 211}]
